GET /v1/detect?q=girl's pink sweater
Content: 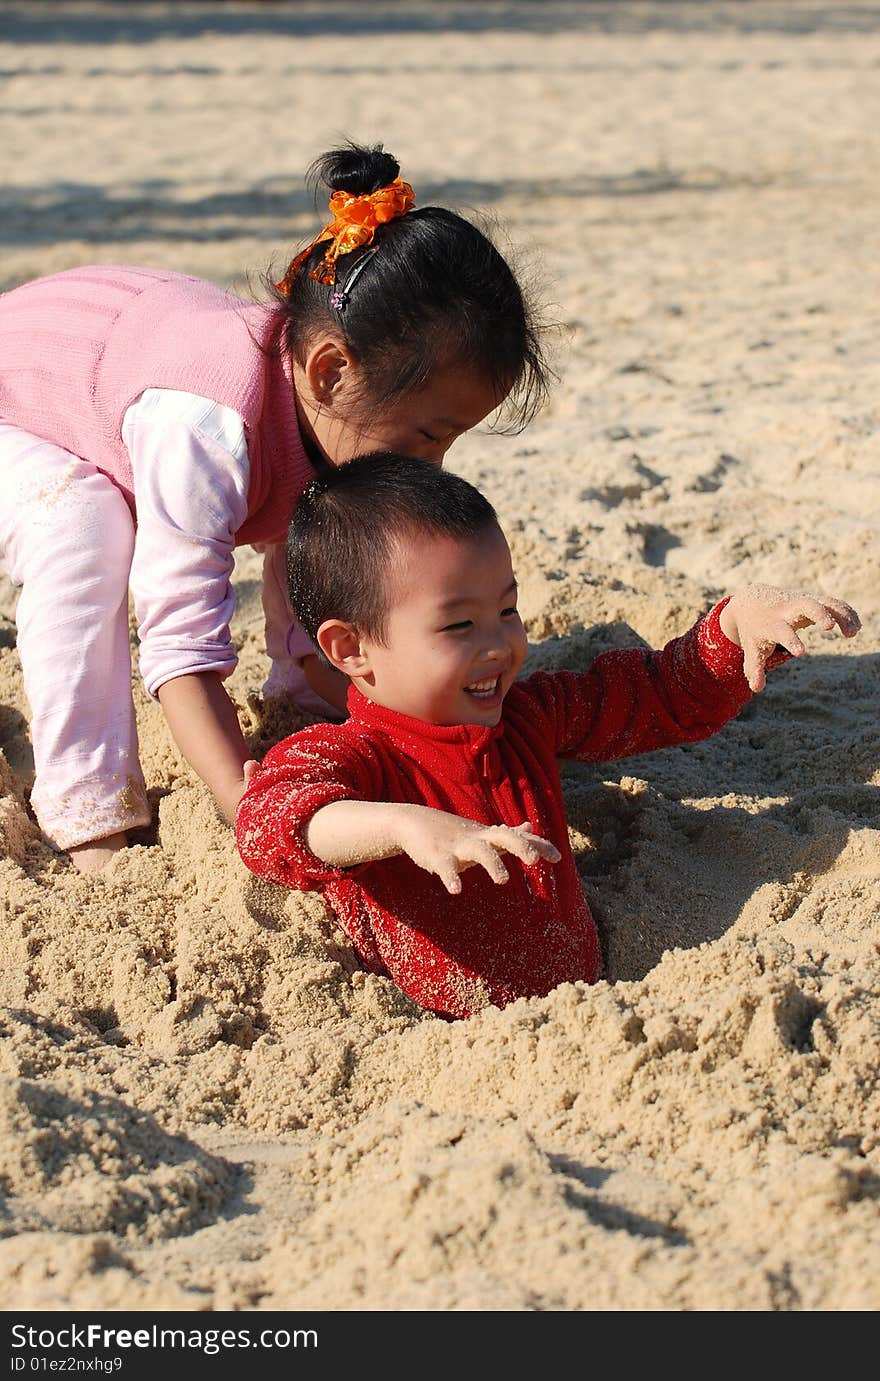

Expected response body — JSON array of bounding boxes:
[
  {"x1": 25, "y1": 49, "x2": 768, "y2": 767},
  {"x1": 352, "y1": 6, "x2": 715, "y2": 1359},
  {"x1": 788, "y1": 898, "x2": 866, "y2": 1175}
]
[{"x1": 0, "y1": 265, "x2": 313, "y2": 546}]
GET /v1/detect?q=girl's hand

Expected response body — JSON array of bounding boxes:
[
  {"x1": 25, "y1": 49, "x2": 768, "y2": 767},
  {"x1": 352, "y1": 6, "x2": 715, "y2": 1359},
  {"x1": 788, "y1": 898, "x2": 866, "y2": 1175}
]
[
  {"x1": 158, "y1": 671, "x2": 260, "y2": 824},
  {"x1": 396, "y1": 807, "x2": 561, "y2": 895},
  {"x1": 719, "y1": 584, "x2": 861, "y2": 693},
  {"x1": 225, "y1": 759, "x2": 260, "y2": 826}
]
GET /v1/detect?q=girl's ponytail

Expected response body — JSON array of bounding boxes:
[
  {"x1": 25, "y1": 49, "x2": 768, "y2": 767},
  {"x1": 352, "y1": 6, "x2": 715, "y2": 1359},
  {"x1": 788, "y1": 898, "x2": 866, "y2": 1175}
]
[{"x1": 309, "y1": 143, "x2": 401, "y2": 198}]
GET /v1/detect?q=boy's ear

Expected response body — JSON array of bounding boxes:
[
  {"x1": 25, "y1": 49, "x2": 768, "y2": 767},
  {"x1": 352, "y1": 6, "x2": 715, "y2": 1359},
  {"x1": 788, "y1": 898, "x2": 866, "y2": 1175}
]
[
  {"x1": 316, "y1": 619, "x2": 370, "y2": 675},
  {"x1": 303, "y1": 336, "x2": 356, "y2": 406}
]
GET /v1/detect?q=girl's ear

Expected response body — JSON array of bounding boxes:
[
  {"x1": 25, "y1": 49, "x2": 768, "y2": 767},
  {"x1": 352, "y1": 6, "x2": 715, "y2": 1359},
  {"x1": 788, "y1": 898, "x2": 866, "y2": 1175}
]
[
  {"x1": 316, "y1": 619, "x2": 370, "y2": 675},
  {"x1": 303, "y1": 336, "x2": 357, "y2": 406}
]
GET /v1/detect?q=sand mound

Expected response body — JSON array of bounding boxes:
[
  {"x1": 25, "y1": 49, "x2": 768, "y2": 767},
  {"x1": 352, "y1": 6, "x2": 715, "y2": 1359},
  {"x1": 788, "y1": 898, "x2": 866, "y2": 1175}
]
[{"x1": 0, "y1": 1073, "x2": 235, "y2": 1242}]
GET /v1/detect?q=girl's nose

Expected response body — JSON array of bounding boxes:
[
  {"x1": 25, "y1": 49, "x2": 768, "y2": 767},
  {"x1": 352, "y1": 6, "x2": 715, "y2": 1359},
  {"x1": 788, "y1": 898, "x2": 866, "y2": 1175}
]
[
  {"x1": 408, "y1": 444, "x2": 445, "y2": 468},
  {"x1": 425, "y1": 443, "x2": 448, "y2": 467}
]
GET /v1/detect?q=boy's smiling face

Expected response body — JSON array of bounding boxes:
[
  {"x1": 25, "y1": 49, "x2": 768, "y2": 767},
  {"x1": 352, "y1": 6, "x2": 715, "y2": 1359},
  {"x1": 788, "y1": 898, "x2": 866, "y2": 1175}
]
[{"x1": 341, "y1": 522, "x2": 528, "y2": 726}]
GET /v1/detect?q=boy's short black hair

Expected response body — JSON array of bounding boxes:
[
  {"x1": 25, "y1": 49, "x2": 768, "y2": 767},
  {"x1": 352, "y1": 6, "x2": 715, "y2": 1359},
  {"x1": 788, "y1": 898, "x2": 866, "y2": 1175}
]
[{"x1": 286, "y1": 452, "x2": 500, "y2": 644}]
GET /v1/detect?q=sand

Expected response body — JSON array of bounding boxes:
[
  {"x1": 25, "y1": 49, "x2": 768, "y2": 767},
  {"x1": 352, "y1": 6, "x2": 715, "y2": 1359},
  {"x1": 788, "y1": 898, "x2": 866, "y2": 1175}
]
[{"x1": 0, "y1": 0, "x2": 877, "y2": 1312}]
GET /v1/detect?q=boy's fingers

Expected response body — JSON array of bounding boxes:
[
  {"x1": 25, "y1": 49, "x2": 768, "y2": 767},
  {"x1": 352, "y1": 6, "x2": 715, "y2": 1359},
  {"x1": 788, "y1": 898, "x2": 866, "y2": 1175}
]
[
  {"x1": 741, "y1": 640, "x2": 767, "y2": 693},
  {"x1": 493, "y1": 829, "x2": 539, "y2": 864},
  {"x1": 781, "y1": 596, "x2": 837, "y2": 635},
  {"x1": 463, "y1": 838, "x2": 509, "y2": 884},
  {"x1": 486, "y1": 825, "x2": 561, "y2": 866},
  {"x1": 436, "y1": 858, "x2": 462, "y2": 894},
  {"x1": 820, "y1": 596, "x2": 861, "y2": 636},
  {"x1": 514, "y1": 820, "x2": 556, "y2": 837},
  {"x1": 509, "y1": 820, "x2": 539, "y2": 852},
  {"x1": 482, "y1": 853, "x2": 510, "y2": 885},
  {"x1": 769, "y1": 620, "x2": 806, "y2": 658},
  {"x1": 485, "y1": 827, "x2": 536, "y2": 864},
  {"x1": 735, "y1": 589, "x2": 861, "y2": 696},
  {"x1": 520, "y1": 833, "x2": 561, "y2": 862},
  {"x1": 530, "y1": 837, "x2": 562, "y2": 862},
  {"x1": 783, "y1": 595, "x2": 861, "y2": 638}
]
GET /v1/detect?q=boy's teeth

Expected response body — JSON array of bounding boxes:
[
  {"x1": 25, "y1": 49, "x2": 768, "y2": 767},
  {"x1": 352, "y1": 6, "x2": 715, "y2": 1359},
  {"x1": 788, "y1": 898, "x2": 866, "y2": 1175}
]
[{"x1": 467, "y1": 678, "x2": 497, "y2": 692}]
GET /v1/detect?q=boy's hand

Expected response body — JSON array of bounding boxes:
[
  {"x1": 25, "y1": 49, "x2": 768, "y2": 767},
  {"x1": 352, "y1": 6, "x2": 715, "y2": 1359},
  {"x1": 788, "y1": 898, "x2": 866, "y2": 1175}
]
[
  {"x1": 719, "y1": 584, "x2": 861, "y2": 693},
  {"x1": 302, "y1": 800, "x2": 561, "y2": 890},
  {"x1": 396, "y1": 807, "x2": 562, "y2": 895}
]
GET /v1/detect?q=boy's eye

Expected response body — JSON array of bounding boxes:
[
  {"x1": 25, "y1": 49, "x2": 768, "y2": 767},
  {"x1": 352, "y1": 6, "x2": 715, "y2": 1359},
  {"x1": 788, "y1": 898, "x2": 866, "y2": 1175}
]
[
  {"x1": 419, "y1": 429, "x2": 439, "y2": 443},
  {"x1": 440, "y1": 620, "x2": 472, "y2": 633},
  {"x1": 501, "y1": 606, "x2": 518, "y2": 618}
]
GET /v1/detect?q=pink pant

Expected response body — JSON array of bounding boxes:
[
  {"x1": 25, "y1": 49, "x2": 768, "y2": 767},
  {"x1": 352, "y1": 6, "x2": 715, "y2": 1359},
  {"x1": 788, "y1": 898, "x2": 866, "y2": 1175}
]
[{"x1": 0, "y1": 424, "x2": 151, "y2": 849}]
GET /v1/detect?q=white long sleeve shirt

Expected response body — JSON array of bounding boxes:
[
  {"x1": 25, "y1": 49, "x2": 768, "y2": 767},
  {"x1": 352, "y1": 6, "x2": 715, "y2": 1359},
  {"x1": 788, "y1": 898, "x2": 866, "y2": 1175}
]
[{"x1": 122, "y1": 388, "x2": 313, "y2": 698}]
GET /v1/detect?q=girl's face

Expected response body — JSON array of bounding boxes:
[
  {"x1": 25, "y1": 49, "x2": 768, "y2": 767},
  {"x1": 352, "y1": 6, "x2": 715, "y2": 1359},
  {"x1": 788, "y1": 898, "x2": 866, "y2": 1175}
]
[
  {"x1": 347, "y1": 523, "x2": 528, "y2": 727},
  {"x1": 294, "y1": 348, "x2": 502, "y2": 467}
]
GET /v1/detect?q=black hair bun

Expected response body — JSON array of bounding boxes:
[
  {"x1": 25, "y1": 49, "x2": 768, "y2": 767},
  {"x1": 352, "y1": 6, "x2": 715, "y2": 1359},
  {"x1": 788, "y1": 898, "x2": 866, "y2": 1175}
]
[{"x1": 309, "y1": 142, "x2": 401, "y2": 197}]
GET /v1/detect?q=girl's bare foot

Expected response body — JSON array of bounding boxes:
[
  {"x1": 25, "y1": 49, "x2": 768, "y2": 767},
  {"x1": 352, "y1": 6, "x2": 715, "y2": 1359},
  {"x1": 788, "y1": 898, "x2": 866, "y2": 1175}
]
[{"x1": 67, "y1": 831, "x2": 128, "y2": 874}]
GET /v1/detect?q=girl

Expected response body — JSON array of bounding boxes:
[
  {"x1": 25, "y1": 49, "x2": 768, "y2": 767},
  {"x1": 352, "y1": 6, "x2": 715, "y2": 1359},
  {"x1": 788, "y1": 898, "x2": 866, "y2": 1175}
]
[{"x1": 0, "y1": 142, "x2": 550, "y2": 873}]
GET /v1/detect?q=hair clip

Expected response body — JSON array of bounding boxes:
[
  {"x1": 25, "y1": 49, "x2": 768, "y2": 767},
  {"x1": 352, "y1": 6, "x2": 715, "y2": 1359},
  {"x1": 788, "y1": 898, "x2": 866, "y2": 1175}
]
[
  {"x1": 330, "y1": 248, "x2": 377, "y2": 312},
  {"x1": 276, "y1": 178, "x2": 414, "y2": 296}
]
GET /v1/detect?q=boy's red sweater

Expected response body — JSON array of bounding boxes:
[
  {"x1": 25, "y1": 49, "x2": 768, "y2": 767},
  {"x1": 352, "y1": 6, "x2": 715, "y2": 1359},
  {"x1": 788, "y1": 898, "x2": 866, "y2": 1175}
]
[{"x1": 236, "y1": 600, "x2": 758, "y2": 1020}]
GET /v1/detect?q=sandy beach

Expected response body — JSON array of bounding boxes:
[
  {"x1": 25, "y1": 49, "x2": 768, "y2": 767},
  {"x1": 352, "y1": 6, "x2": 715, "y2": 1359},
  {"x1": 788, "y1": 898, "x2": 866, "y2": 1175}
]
[{"x1": 0, "y1": 0, "x2": 878, "y2": 1311}]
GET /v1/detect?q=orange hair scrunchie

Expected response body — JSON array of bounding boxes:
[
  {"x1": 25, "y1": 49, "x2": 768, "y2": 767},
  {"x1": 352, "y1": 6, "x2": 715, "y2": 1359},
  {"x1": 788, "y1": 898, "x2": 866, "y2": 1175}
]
[{"x1": 276, "y1": 177, "x2": 416, "y2": 295}]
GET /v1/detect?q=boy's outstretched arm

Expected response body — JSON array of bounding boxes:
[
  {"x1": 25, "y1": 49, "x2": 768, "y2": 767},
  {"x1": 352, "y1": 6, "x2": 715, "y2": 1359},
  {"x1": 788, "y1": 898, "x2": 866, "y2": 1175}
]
[
  {"x1": 235, "y1": 731, "x2": 561, "y2": 897},
  {"x1": 305, "y1": 800, "x2": 561, "y2": 895},
  {"x1": 525, "y1": 583, "x2": 862, "y2": 765},
  {"x1": 718, "y1": 584, "x2": 861, "y2": 693}
]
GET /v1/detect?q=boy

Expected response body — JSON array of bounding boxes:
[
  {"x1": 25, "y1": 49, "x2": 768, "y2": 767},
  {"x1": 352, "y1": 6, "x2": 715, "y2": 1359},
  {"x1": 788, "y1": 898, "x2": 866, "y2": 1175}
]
[{"x1": 235, "y1": 454, "x2": 860, "y2": 1020}]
